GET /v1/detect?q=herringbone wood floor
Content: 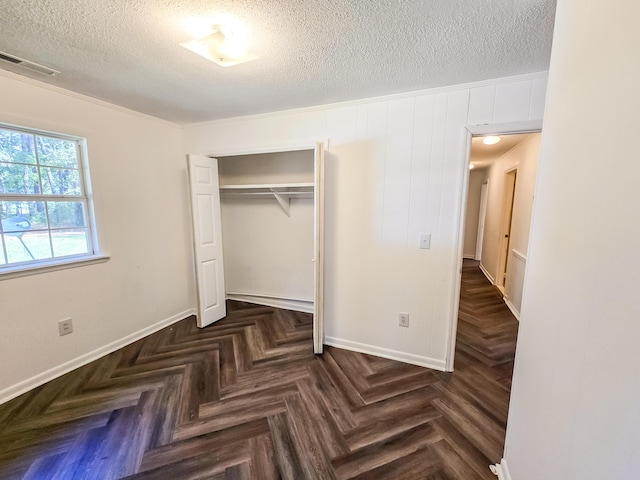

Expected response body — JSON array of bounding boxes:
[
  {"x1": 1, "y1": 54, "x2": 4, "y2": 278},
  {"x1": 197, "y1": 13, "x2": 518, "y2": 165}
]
[{"x1": 0, "y1": 260, "x2": 518, "y2": 479}]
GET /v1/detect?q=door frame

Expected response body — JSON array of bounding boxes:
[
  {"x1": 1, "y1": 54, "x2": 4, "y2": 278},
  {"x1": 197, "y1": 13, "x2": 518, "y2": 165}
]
[
  {"x1": 445, "y1": 120, "x2": 542, "y2": 372},
  {"x1": 198, "y1": 139, "x2": 329, "y2": 353},
  {"x1": 475, "y1": 180, "x2": 489, "y2": 261},
  {"x1": 496, "y1": 167, "x2": 518, "y2": 292}
]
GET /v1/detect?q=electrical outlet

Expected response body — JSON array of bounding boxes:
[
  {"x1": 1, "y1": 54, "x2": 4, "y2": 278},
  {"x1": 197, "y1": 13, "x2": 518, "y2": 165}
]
[
  {"x1": 399, "y1": 312, "x2": 410, "y2": 328},
  {"x1": 58, "y1": 318, "x2": 73, "y2": 336}
]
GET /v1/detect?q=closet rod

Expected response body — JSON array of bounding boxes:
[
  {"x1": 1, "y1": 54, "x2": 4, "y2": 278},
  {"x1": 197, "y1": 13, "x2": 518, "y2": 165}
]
[{"x1": 220, "y1": 192, "x2": 313, "y2": 197}]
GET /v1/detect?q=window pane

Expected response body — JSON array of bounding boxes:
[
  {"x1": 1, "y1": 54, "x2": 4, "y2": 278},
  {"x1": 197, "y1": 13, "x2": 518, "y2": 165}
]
[
  {"x1": 0, "y1": 125, "x2": 96, "y2": 269},
  {"x1": 0, "y1": 162, "x2": 40, "y2": 194},
  {"x1": 47, "y1": 201, "x2": 87, "y2": 228},
  {"x1": 1, "y1": 201, "x2": 48, "y2": 232},
  {"x1": 40, "y1": 167, "x2": 81, "y2": 195},
  {"x1": 4, "y1": 231, "x2": 52, "y2": 263},
  {"x1": 51, "y1": 228, "x2": 89, "y2": 257},
  {"x1": 0, "y1": 130, "x2": 36, "y2": 164},
  {"x1": 35, "y1": 136, "x2": 78, "y2": 168}
]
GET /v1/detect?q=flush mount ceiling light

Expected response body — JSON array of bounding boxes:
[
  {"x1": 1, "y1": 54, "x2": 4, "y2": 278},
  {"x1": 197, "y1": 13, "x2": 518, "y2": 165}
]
[
  {"x1": 180, "y1": 23, "x2": 257, "y2": 67},
  {"x1": 482, "y1": 136, "x2": 501, "y2": 145}
]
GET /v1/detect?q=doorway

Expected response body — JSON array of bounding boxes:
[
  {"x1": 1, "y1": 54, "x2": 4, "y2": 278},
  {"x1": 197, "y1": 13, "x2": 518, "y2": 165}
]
[
  {"x1": 447, "y1": 128, "x2": 542, "y2": 462},
  {"x1": 187, "y1": 142, "x2": 326, "y2": 354},
  {"x1": 449, "y1": 126, "x2": 542, "y2": 371}
]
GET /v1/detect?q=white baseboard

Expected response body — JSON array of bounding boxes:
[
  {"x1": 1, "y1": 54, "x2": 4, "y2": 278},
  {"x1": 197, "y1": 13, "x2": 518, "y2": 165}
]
[
  {"x1": 462, "y1": 254, "x2": 476, "y2": 259},
  {"x1": 226, "y1": 292, "x2": 313, "y2": 314},
  {"x1": 325, "y1": 336, "x2": 446, "y2": 371},
  {"x1": 503, "y1": 297, "x2": 521, "y2": 321},
  {"x1": 491, "y1": 458, "x2": 512, "y2": 480},
  {"x1": 0, "y1": 308, "x2": 195, "y2": 405},
  {"x1": 479, "y1": 262, "x2": 496, "y2": 285}
]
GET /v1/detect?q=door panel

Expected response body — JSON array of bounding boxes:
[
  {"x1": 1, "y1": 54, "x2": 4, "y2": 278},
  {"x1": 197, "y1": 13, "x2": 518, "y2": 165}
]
[
  {"x1": 476, "y1": 181, "x2": 489, "y2": 261},
  {"x1": 188, "y1": 155, "x2": 226, "y2": 327},
  {"x1": 313, "y1": 142, "x2": 325, "y2": 354}
]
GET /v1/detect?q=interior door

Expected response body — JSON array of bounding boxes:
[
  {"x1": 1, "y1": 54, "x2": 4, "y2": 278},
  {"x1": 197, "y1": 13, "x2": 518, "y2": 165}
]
[
  {"x1": 188, "y1": 154, "x2": 226, "y2": 327},
  {"x1": 313, "y1": 142, "x2": 325, "y2": 354}
]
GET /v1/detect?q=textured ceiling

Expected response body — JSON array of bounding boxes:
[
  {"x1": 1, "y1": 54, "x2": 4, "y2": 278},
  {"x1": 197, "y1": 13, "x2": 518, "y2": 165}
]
[{"x1": 0, "y1": 0, "x2": 556, "y2": 124}]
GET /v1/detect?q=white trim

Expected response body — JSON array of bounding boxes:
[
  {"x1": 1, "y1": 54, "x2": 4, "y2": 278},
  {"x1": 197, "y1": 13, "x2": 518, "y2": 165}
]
[
  {"x1": 511, "y1": 249, "x2": 527, "y2": 262},
  {"x1": 479, "y1": 262, "x2": 496, "y2": 285},
  {"x1": 313, "y1": 142, "x2": 326, "y2": 354},
  {"x1": 0, "y1": 254, "x2": 110, "y2": 281},
  {"x1": 490, "y1": 459, "x2": 513, "y2": 480},
  {"x1": 475, "y1": 180, "x2": 489, "y2": 261},
  {"x1": 444, "y1": 127, "x2": 474, "y2": 372},
  {"x1": 225, "y1": 292, "x2": 314, "y2": 314},
  {"x1": 503, "y1": 297, "x2": 521, "y2": 321},
  {"x1": 466, "y1": 120, "x2": 543, "y2": 136},
  {"x1": 325, "y1": 336, "x2": 446, "y2": 371},
  {"x1": 0, "y1": 308, "x2": 195, "y2": 405},
  {"x1": 462, "y1": 254, "x2": 476, "y2": 259},
  {"x1": 183, "y1": 72, "x2": 549, "y2": 128},
  {"x1": 0, "y1": 70, "x2": 179, "y2": 128}
]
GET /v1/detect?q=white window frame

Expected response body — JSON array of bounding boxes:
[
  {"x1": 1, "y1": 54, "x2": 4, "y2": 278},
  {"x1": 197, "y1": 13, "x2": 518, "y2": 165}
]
[{"x1": 0, "y1": 123, "x2": 107, "y2": 279}]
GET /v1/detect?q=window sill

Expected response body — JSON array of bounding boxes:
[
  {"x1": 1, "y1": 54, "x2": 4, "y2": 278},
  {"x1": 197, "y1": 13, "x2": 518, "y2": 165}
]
[{"x1": 0, "y1": 254, "x2": 110, "y2": 281}]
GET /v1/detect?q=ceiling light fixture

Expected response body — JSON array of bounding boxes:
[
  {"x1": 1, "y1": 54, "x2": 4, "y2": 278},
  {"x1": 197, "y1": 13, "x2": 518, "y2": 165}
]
[
  {"x1": 180, "y1": 23, "x2": 257, "y2": 67},
  {"x1": 482, "y1": 136, "x2": 501, "y2": 145},
  {"x1": 469, "y1": 163, "x2": 475, "y2": 170}
]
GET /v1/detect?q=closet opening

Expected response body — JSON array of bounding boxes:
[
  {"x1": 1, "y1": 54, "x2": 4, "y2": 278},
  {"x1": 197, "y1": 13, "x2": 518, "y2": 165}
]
[
  {"x1": 187, "y1": 143, "x2": 325, "y2": 354},
  {"x1": 217, "y1": 150, "x2": 316, "y2": 313}
]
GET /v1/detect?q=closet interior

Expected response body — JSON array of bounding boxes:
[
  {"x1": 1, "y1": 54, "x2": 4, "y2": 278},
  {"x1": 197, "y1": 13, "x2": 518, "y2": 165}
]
[{"x1": 217, "y1": 149, "x2": 316, "y2": 314}]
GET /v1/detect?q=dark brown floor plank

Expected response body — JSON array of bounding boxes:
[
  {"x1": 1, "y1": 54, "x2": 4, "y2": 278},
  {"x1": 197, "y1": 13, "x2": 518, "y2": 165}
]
[{"x1": 0, "y1": 262, "x2": 518, "y2": 479}]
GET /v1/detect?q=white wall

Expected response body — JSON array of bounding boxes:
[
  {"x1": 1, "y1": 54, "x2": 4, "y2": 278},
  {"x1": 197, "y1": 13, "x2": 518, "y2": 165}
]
[
  {"x1": 183, "y1": 73, "x2": 547, "y2": 369},
  {"x1": 463, "y1": 169, "x2": 487, "y2": 258},
  {"x1": 480, "y1": 134, "x2": 540, "y2": 314},
  {"x1": 0, "y1": 72, "x2": 195, "y2": 401},
  {"x1": 218, "y1": 150, "x2": 314, "y2": 185},
  {"x1": 504, "y1": 1, "x2": 640, "y2": 478},
  {"x1": 220, "y1": 198, "x2": 314, "y2": 304},
  {"x1": 481, "y1": 134, "x2": 540, "y2": 282}
]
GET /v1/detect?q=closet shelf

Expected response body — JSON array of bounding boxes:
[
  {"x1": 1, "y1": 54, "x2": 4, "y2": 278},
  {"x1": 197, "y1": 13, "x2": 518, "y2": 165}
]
[{"x1": 219, "y1": 182, "x2": 314, "y2": 217}]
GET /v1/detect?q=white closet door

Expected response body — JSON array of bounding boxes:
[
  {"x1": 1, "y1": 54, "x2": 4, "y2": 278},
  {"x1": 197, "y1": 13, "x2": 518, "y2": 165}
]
[
  {"x1": 188, "y1": 155, "x2": 226, "y2": 327},
  {"x1": 314, "y1": 143, "x2": 325, "y2": 354}
]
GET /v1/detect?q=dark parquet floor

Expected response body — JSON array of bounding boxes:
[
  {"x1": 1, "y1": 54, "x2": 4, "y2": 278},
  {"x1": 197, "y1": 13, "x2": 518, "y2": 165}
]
[{"x1": 0, "y1": 260, "x2": 519, "y2": 479}]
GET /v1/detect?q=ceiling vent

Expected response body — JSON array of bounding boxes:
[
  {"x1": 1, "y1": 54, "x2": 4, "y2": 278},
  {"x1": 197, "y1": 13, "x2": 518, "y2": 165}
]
[{"x1": 0, "y1": 51, "x2": 59, "y2": 76}]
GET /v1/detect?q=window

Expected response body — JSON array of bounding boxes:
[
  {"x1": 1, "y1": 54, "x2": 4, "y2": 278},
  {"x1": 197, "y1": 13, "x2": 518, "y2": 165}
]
[{"x1": 0, "y1": 124, "x2": 98, "y2": 273}]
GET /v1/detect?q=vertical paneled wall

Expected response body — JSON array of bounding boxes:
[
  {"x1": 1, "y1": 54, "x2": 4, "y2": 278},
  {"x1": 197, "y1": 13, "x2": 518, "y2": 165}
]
[{"x1": 183, "y1": 73, "x2": 547, "y2": 369}]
